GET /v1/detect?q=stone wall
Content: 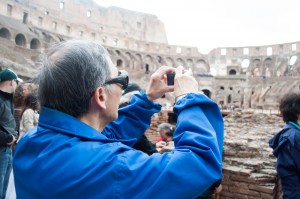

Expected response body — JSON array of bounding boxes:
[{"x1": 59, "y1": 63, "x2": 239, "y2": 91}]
[{"x1": 145, "y1": 109, "x2": 284, "y2": 198}]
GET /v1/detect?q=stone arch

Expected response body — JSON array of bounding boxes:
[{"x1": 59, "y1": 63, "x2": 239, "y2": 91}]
[
  {"x1": 144, "y1": 55, "x2": 153, "y2": 72},
  {"x1": 186, "y1": 59, "x2": 194, "y2": 69},
  {"x1": 176, "y1": 58, "x2": 185, "y2": 67},
  {"x1": 15, "y1": 33, "x2": 26, "y2": 47},
  {"x1": 165, "y1": 57, "x2": 175, "y2": 67},
  {"x1": 265, "y1": 68, "x2": 271, "y2": 77},
  {"x1": 250, "y1": 59, "x2": 261, "y2": 76},
  {"x1": 124, "y1": 52, "x2": 133, "y2": 68},
  {"x1": 134, "y1": 53, "x2": 142, "y2": 70},
  {"x1": 115, "y1": 50, "x2": 121, "y2": 56},
  {"x1": 116, "y1": 59, "x2": 123, "y2": 67},
  {"x1": 202, "y1": 89, "x2": 211, "y2": 98},
  {"x1": 157, "y1": 56, "x2": 163, "y2": 65},
  {"x1": 229, "y1": 69, "x2": 237, "y2": 75},
  {"x1": 195, "y1": 59, "x2": 209, "y2": 74},
  {"x1": 263, "y1": 58, "x2": 272, "y2": 76},
  {"x1": 30, "y1": 38, "x2": 41, "y2": 49},
  {"x1": 0, "y1": 27, "x2": 11, "y2": 40}
]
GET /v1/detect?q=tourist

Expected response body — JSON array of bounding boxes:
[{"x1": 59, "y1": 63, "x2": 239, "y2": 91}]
[
  {"x1": 13, "y1": 40, "x2": 223, "y2": 198},
  {"x1": 269, "y1": 92, "x2": 300, "y2": 198},
  {"x1": 0, "y1": 68, "x2": 22, "y2": 199},
  {"x1": 17, "y1": 93, "x2": 39, "y2": 143}
]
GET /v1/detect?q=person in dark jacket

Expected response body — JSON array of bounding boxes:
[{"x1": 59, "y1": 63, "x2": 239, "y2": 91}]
[
  {"x1": 269, "y1": 92, "x2": 300, "y2": 199},
  {"x1": 0, "y1": 68, "x2": 22, "y2": 199}
]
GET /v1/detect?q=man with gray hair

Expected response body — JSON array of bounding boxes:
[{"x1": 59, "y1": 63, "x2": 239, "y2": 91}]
[{"x1": 13, "y1": 40, "x2": 224, "y2": 198}]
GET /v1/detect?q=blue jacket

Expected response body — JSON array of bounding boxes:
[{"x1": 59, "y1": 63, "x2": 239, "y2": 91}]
[
  {"x1": 13, "y1": 92, "x2": 224, "y2": 199},
  {"x1": 269, "y1": 122, "x2": 300, "y2": 199}
]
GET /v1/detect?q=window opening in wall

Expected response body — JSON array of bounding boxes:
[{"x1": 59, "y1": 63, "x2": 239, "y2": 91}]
[
  {"x1": 45, "y1": 11, "x2": 49, "y2": 15},
  {"x1": 221, "y1": 49, "x2": 226, "y2": 55},
  {"x1": 243, "y1": 48, "x2": 249, "y2": 55},
  {"x1": 241, "y1": 59, "x2": 250, "y2": 68},
  {"x1": 232, "y1": 48, "x2": 237, "y2": 55},
  {"x1": 145, "y1": 64, "x2": 149, "y2": 74},
  {"x1": 52, "y1": 22, "x2": 57, "y2": 30},
  {"x1": 116, "y1": 59, "x2": 123, "y2": 67},
  {"x1": 23, "y1": 12, "x2": 28, "y2": 24},
  {"x1": 7, "y1": 4, "x2": 12, "y2": 16},
  {"x1": 113, "y1": 38, "x2": 118, "y2": 46},
  {"x1": 227, "y1": 95, "x2": 231, "y2": 104},
  {"x1": 176, "y1": 47, "x2": 181, "y2": 54},
  {"x1": 220, "y1": 86, "x2": 224, "y2": 90},
  {"x1": 202, "y1": 89, "x2": 211, "y2": 98},
  {"x1": 289, "y1": 55, "x2": 297, "y2": 65},
  {"x1": 229, "y1": 69, "x2": 236, "y2": 75},
  {"x1": 229, "y1": 87, "x2": 233, "y2": 90},
  {"x1": 267, "y1": 47, "x2": 272, "y2": 56},
  {"x1": 137, "y1": 22, "x2": 141, "y2": 28},
  {"x1": 66, "y1": 25, "x2": 70, "y2": 34},
  {"x1": 292, "y1": 43, "x2": 296, "y2": 51},
  {"x1": 59, "y1": 2, "x2": 64, "y2": 9},
  {"x1": 87, "y1": 10, "x2": 91, "y2": 17},
  {"x1": 38, "y1": 16, "x2": 43, "y2": 26}
]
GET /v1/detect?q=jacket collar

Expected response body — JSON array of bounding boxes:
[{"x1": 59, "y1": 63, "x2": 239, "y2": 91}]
[
  {"x1": 38, "y1": 107, "x2": 135, "y2": 145},
  {"x1": 0, "y1": 90, "x2": 13, "y2": 100}
]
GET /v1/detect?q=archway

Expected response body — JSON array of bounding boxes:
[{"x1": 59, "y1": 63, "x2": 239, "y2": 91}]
[
  {"x1": 0, "y1": 28, "x2": 11, "y2": 39},
  {"x1": 30, "y1": 38, "x2": 41, "y2": 49},
  {"x1": 15, "y1": 33, "x2": 26, "y2": 47}
]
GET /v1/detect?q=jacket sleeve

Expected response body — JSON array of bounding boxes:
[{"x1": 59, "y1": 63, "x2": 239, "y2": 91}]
[
  {"x1": 0, "y1": 104, "x2": 14, "y2": 145},
  {"x1": 102, "y1": 91, "x2": 161, "y2": 142},
  {"x1": 119, "y1": 93, "x2": 224, "y2": 198}
]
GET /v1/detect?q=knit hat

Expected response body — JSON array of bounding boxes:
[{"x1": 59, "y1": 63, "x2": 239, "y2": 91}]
[
  {"x1": 0, "y1": 69, "x2": 23, "y2": 83},
  {"x1": 123, "y1": 83, "x2": 141, "y2": 95}
]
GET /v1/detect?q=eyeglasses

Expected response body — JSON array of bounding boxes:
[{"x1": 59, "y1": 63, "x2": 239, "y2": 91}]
[
  {"x1": 14, "y1": 79, "x2": 19, "y2": 85},
  {"x1": 104, "y1": 72, "x2": 129, "y2": 90}
]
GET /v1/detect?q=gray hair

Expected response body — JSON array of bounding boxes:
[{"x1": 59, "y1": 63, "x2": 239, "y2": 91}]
[
  {"x1": 157, "y1": 123, "x2": 174, "y2": 136},
  {"x1": 37, "y1": 40, "x2": 112, "y2": 118}
]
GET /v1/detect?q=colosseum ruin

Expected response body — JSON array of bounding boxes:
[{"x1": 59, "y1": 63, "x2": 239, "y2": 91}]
[{"x1": 1, "y1": 0, "x2": 299, "y2": 198}]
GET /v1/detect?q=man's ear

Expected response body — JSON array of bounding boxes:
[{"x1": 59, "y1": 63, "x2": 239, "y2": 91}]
[{"x1": 91, "y1": 87, "x2": 107, "y2": 110}]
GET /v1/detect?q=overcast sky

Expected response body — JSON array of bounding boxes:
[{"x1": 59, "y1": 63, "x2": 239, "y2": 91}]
[{"x1": 94, "y1": 0, "x2": 300, "y2": 54}]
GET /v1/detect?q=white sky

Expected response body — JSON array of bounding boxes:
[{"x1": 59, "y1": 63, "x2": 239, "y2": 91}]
[{"x1": 94, "y1": 0, "x2": 300, "y2": 54}]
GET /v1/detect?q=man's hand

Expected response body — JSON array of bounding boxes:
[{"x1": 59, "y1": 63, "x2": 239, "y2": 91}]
[
  {"x1": 156, "y1": 141, "x2": 167, "y2": 148},
  {"x1": 146, "y1": 66, "x2": 175, "y2": 101}
]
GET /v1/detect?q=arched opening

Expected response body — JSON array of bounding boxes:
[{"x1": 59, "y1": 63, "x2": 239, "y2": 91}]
[
  {"x1": 116, "y1": 59, "x2": 123, "y2": 67},
  {"x1": 0, "y1": 28, "x2": 11, "y2": 39},
  {"x1": 145, "y1": 64, "x2": 149, "y2": 74},
  {"x1": 202, "y1": 89, "x2": 211, "y2": 98},
  {"x1": 15, "y1": 33, "x2": 26, "y2": 47},
  {"x1": 30, "y1": 38, "x2": 41, "y2": 49},
  {"x1": 227, "y1": 95, "x2": 232, "y2": 104},
  {"x1": 229, "y1": 69, "x2": 237, "y2": 75}
]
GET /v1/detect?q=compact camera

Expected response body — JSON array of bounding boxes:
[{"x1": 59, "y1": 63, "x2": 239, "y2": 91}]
[{"x1": 167, "y1": 72, "x2": 176, "y2": 85}]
